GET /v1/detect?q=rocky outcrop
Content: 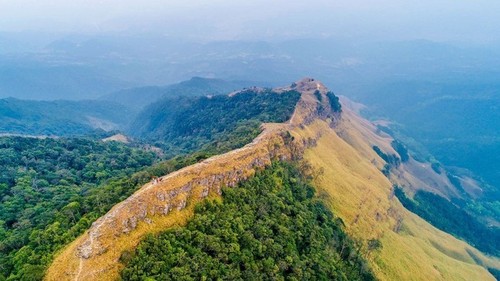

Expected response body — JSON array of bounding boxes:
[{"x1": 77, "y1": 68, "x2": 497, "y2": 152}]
[
  {"x1": 75, "y1": 127, "x2": 296, "y2": 260},
  {"x1": 46, "y1": 78, "x2": 341, "y2": 281}
]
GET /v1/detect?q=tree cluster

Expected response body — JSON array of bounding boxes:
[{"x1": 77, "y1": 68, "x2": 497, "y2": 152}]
[
  {"x1": 0, "y1": 136, "x2": 155, "y2": 280},
  {"x1": 130, "y1": 89, "x2": 301, "y2": 156},
  {"x1": 326, "y1": 91, "x2": 342, "y2": 113},
  {"x1": 121, "y1": 162, "x2": 374, "y2": 281},
  {"x1": 394, "y1": 186, "x2": 499, "y2": 256}
]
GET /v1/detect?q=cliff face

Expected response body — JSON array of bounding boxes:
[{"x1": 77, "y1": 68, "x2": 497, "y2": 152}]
[
  {"x1": 46, "y1": 78, "x2": 498, "y2": 281},
  {"x1": 46, "y1": 78, "x2": 334, "y2": 281},
  {"x1": 78, "y1": 127, "x2": 294, "y2": 259},
  {"x1": 294, "y1": 97, "x2": 499, "y2": 281}
]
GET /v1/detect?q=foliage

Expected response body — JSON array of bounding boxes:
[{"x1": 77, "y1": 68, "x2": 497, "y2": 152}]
[
  {"x1": 381, "y1": 164, "x2": 391, "y2": 177},
  {"x1": 394, "y1": 186, "x2": 499, "y2": 256},
  {"x1": 313, "y1": 90, "x2": 323, "y2": 102},
  {"x1": 0, "y1": 117, "x2": 280, "y2": 280},
  {"x1": 367, "y1": 239, "x2": 383, "y2": 252},
  {"x1": 391, "y1": 140, "x2": 409, "y2": 162},
  {"x1": 130, "y1": 89, "x2": 301, "y2": 156},
  {"x1": 121, "y1": 162, "x2": 375, "y2": 280},
  {"x1": 0, "y1": 87, "x2": 303, "y2": 280},
  {"x1": 0, "y1": 98, "x2": 133, "y2": 136},
  {"x1": 487, "y1": 267, "x2": 500, "y2": 280},
  {"x1": 102, "y1": 77, "x2": 257, "y2": 110},
  {"x1": 326, "y1": 91, "x2": 342, "y2": 112},
  {"x1": 430, "y1": 162, "x2": 441, "y2": 174},
  {"x1": 0, "y1": 136, "x2": 156, "y2": 280},
  {"x1": 372, "y1": 146, "x2": 400, "y2": 167}
]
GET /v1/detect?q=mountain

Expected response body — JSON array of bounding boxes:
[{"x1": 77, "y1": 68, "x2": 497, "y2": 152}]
[
  {"x1": 0, "y1": 98, "x2": 134, "y2": 136},
  {"x1": 46, "y1": 78, "x2": 499, "y2": 281},
  {"x1": 356, "y1": 81, "x2": 500, "y2": 193},
  {"x1": 3, "y1": 36, "x2": 497, "y2": 193},
  {"x1": 0, "y1": 56, "x2": 131, "y2": 100},
  {"x1": 128, "y1": 86, "x2": 301, "y2": 156},
  {"x1": 100, "y1": 77, "x2": 270, "y2": 110}
]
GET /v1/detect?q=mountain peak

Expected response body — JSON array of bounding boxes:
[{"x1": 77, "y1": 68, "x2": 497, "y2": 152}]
[
  {"x1": 274, "y1": 77, "x2": 328, "y2": 96},
  {"x1": 292, "y1": 77, "x2": 328, "y2": 93}
]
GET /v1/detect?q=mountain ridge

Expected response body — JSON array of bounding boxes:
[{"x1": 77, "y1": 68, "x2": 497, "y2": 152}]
[
  {"x1": 46, "y1": 78, "x2": 499, "y2": 281},
  {"x1": 46, "y1": 78, "x2": 338, "y2": 280},
  {"x1": 100, "y1": 77, "x2": 269, "y2": 111},
  {"x1": 0, "y1": 98, "x2": 133, "y2": 136}
]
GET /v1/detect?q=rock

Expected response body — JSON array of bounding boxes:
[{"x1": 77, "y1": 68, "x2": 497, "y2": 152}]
[{"x1": 177, "y1": 199, "x2": 187, "y2": 210}]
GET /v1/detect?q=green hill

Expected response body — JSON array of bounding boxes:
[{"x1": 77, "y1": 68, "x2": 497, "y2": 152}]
[
  {"x1": 128, "y1": 88, "x2": 301, "y2": 156},
  {"x1": 101, "y1": 77, "x2": 266, "y2": 110},
  {"x1": 0, "y1": 98, "x2": 133, "y2": 136}
]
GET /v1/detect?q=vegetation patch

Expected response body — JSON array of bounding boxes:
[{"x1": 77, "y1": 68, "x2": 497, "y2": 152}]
[
  {"x1": 394, "y1": 186, "x2": 499, "y2": 256},
  {"x1": 0, "y1": 136, "x2": 236, "y2": 280},
  {"x1": 390, "y1": 140, "x2": 409, "y2": 162},
  {"x1": 0, "y1": 137, "x2": 157, "y2": 280},
  {"x1": 372, "y1": 145, "x2": 400, "y2": 168},
  {"x1": 120, "y1": 161, "x2": 374, "y2": 280},
  {"x1": 130, "y1": 89, "x2": 301, "y2": 157},
  {"x1": 326, "y1": 91, "x2": 342, "y2": 112}
]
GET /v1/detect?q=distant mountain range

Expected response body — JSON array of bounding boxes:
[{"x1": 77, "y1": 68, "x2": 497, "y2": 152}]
[
  {"x1": 100, "y1": 77, "x2": 267, "y2": 110},
  {"x1": 0, "y1": 77, "x2": 268, "y2": 136},
  {"x1": 0, "y1": 98, "x2": 132, "y2": 136}
]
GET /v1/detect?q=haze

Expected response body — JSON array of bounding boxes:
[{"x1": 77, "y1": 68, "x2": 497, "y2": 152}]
[
  {"x1": 0, "y1": 0, "x2": 499, "y2": 190},
  {"x1": 2, "y1": 0, "x2": 500, "y2": 43}
]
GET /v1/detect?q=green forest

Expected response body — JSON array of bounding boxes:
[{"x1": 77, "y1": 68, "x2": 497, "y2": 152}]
[
  {"x1": 326, "y1": 91, "x2": 342, "y2": 113},
  {"x1": 121, "y1": 161, "x2": 374, "y2": 281},
  {"x1": 129, "y1": 89, "x2": 301, "y2": 156},
  {"x1": 0, "y1": 98, "x2": 133, "y2": 136},
  {"x1": 0, "y1": 136, "x2": 158, "y2": 280},
  {"x1": 0, "y1": 89, "x2": 305, "y2": 280},
  {"x1": 394, "y1": 187, "x2": 499, "y2": 256},
  {"x1": 0, "y1": 134, "x2": 268, "y2": 281}
]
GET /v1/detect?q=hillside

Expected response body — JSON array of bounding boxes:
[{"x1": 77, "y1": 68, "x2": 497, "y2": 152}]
[
  {"x1": 46, "y1": 78, "x2": 499, "y2": 281},
  {"x1": 356, "y1": 81, "x2": 500, "y2": 198},
  {"x1": 0, "y1": 136, "x2": 157, "y2": 280},
  {"x1": 101, "y1": 77, "x2": 265, "y2": 110},
  {"x1": 0, "y1": 98, "x2": 133, "y2": 136},
  {"x1": 293, "y1": 99, "x2": 499, "y2": 280},
  {"x1": 0, "y1": 57, "x2": 130, "y2": 100},
  {"x1": 128, "y1": 87, "x2": 301, "y2": 156},
  {"x1": 121, "y1": 162, "x2": 375, "y2": 280}
]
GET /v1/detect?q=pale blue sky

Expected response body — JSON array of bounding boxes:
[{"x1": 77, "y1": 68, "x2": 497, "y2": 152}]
[{"x1": 1, "y1": 0, "x2": 499, "y2": 43}]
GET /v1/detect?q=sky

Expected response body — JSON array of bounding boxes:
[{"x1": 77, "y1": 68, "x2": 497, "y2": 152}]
[{"x1": 1, "y1": 0, "x2": 500, "y2": 43}]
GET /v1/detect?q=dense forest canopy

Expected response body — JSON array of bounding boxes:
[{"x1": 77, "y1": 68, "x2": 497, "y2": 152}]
[
  {"x1": 121, "y1": 161, "x2": 375, "y2": 281},
  {"x1": 0, "y1": 98, "x2": 133, "y2": 136},
  {"x1": 129, "y1": 89, "x2": 301, "y2": 156},
  {"x1": 0, "y1": 89, "x2": 302, "y2": 280},
  {"x1": 394, "y1": 187, "x2": 500, "y2": 256},
  {"x1": 0, "y1": 136, "x2": 157, "y2": 280}
]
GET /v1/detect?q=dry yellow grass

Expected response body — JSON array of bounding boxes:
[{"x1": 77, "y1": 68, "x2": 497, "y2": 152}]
[
  {"x1": 46, "y1": 78, "x2": 499, "y2": 281},
  {"x1": 45, "y1": 121, "x2": 295, "y2": 281},
  {"x1": 47, "y1": 204, "x2": 195, "y2": 281},
  {"x1": 296, "y1": 114, "x2": 499, "y2": 280}
]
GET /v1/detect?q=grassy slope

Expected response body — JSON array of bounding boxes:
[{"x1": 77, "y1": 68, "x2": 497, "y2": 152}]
[
  {"x1": 295, "y1": 116, "x2": 499, "y2": 280},
  {"x1": 46, "y1": 79, "x2": 499, "y2": 281},
  {"x1": 45, "y1": 126, "x2": 293, "y2": 281},
  {"x1": 47, "y1": 202, "x2": 197, "y2": 281}
]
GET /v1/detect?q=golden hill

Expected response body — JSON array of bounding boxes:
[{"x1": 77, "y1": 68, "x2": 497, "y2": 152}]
[{"x1": 46, "y1": 78, "x2": 499, "y2": 281}]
